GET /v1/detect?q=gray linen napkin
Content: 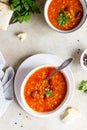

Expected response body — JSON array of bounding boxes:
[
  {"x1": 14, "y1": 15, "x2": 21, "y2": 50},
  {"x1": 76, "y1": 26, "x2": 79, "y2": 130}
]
[{"x1": 0, "y1": 52, "x2": 14, "y2": 117}]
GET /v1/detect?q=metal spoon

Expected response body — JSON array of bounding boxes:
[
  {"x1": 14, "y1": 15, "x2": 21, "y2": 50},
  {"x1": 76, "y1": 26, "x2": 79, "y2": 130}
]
[{"x1": 46, "y1": 58, "x2": 73, "y2": 81}]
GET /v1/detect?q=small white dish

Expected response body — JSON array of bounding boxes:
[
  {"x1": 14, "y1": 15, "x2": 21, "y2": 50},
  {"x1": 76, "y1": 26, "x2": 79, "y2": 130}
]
[
  {"x1": 14, "y1": 53, "x2": 75, "y2": 117},
  {"x1": 80, "y1": 49, "x2": 87, "y2": 71}
]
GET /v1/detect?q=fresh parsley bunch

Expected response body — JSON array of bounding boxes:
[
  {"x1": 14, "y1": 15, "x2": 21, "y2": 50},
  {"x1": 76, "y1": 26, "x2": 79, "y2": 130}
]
[{"x1": 8, "y1": 0, "x2": 40, "y2": 23}]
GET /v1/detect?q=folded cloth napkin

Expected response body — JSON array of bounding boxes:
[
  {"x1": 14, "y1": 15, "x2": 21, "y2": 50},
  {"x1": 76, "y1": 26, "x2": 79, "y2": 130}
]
[{"x1": 0, "y1": 52, "x2": 15, "y2": 117}]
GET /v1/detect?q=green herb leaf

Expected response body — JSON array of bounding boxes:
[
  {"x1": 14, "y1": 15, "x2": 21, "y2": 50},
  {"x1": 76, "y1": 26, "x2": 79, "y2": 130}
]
[
  {"x1": 9, "y1": 0, "x2": 40, "y2": 23},
  {"x1": 84, "y1": 89, "x2": 87, "y2": 93},
  {"x1": 23, "y1": 12, "x2": 31, "y2": 22},
  {"x1": 81, "y1": 80, "x2": 87, "y2": 87},
  {"x1": 78, "y1": 80, "x2": 87, "y2": 91},
  {"x1": 45, "y1": 90, "x2": 53, "y2": 97},
  {"x1": 79, "y1": 85, "x2": 86, "y2": 90},
  {"x1": 57, "y1": 10, "x2": 70, "y2": 26}
]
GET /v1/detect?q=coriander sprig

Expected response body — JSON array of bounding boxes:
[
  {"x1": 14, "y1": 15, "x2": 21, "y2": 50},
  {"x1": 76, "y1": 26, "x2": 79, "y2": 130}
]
[
  {"x1": 57, "y1": 10, "x2": 70, "y2": 26},
  {"x1": 44, "y1": 90, "x2": 53, "y2": 97},
  {"x1": 8, "y1": 0, "x2": 40, "y2": 23}
]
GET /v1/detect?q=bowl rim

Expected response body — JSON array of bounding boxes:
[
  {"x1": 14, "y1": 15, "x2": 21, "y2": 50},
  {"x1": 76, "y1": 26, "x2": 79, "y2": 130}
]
[
  {"x1": 80, "y1": 49, "x2": 87, "y2": 71},
  {"x1": 20, "y1": 64, "x2": 74, "y2": 117},
  {"x1": 44, "y1": 0, "x2": 87, "y2": 33}
]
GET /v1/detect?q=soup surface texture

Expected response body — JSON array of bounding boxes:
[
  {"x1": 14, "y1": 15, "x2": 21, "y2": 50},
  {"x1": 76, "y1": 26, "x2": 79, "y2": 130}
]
[
  {"x1": 24, "y1": 67, "x2": 67, "y2": 112},
  {"x1": 48, "y1": 0, "x2": 83, "y2": 31}
]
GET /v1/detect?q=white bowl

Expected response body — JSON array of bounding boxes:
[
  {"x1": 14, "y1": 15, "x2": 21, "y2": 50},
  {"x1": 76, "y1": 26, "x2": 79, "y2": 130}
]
[
  {"x1": 20, "y1": 65, "x2": 73, "y2": 118},
  {"x1": 44, "y1": 0, "x2": 87, "y2": 33},
  {"x1": 80, "y1": 49, "x2": 87, "y2": 71}
]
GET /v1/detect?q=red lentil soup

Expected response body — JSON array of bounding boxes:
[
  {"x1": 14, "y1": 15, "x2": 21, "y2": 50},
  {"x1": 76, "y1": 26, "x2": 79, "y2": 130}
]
[
  {"x1": 24, "y1": 66, "x2": 67, "y2": 112},
  {"x1": 48, "y1": 0, "x2": 83, "y2": 31}
]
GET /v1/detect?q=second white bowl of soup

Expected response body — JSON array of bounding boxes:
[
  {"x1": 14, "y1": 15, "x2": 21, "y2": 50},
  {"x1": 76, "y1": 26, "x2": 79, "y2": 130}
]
[{"x1": 44, "y1": 0, "x2": 87, "y2": 33}]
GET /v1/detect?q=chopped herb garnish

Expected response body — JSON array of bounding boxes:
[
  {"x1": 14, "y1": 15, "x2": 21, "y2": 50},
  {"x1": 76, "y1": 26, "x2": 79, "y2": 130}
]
[
  {"x1": 44, "y1": 90, "x2": 53, "y2": 97},
  {"x1": 8, "y1": 0, "x2": 40, "y2": 23},
  {"x1": 79, "y1": 80, "x2": 87, "y2": 92},
  {"x1": 57, "y1": 10, "x2": 70, "y2": 26}
]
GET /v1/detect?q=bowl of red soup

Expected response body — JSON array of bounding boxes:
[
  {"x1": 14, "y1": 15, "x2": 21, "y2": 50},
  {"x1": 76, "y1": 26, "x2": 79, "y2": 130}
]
[
  {"x1": 44, "y1": 0, "x2": 86, "y2": 33},
  {"x1": 21, "y1": 65, "x2": 73, "y2": 117}
]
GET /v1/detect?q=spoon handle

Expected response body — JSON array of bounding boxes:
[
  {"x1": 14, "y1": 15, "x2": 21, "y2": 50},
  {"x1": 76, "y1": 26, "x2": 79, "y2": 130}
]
[{"x1": 46, "y1": 58, "x2": 72, "y2": 81}]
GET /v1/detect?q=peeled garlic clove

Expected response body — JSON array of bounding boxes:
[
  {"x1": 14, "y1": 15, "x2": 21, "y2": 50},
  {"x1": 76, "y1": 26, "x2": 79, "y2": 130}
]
[
  {"x1": 61, "y1": 107, "x2": 81, "y2": 124},
  {"x1": 17, "y1": 32, "x2": 27, "y2": 41}
]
